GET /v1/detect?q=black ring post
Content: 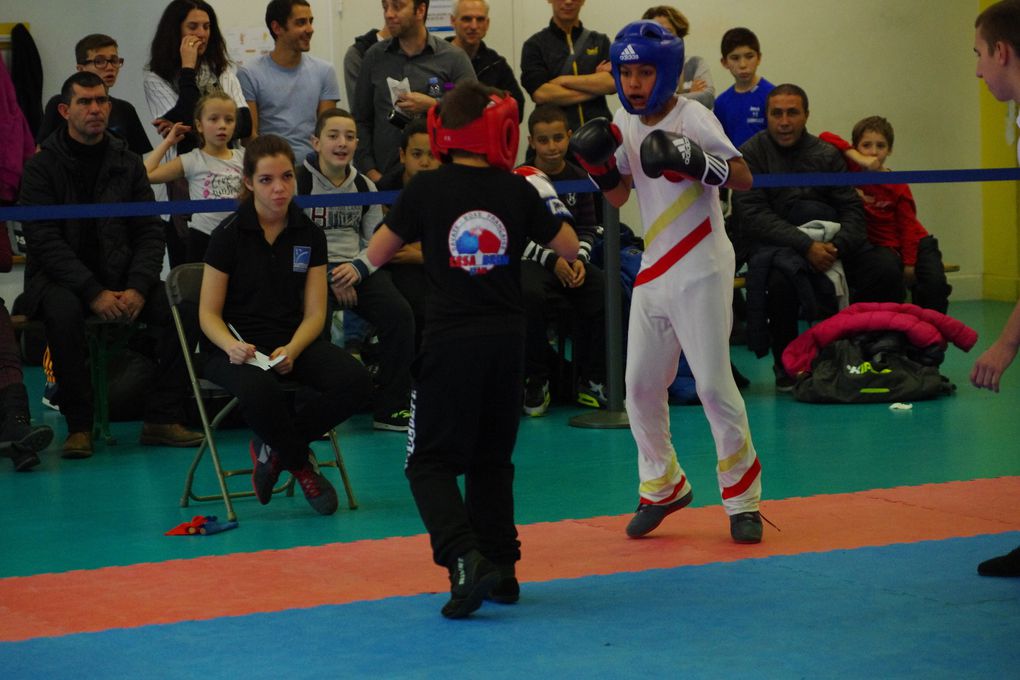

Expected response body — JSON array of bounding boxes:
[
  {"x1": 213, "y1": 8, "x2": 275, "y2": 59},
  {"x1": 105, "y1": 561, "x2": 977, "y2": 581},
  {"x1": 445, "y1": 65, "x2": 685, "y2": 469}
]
[{"x1": 570, "y1": 198, "x2": 629, "y2": 429}]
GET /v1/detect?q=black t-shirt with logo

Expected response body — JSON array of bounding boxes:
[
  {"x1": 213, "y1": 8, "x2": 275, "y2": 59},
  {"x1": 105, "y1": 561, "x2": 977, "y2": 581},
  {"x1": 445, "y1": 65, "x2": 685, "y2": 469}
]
[
  {"x1": 204, "y1": 199, "x2": 327, "y2": 349},
  {"x1": 384, "y1": 163, "x2": 561, "y2": 341}
]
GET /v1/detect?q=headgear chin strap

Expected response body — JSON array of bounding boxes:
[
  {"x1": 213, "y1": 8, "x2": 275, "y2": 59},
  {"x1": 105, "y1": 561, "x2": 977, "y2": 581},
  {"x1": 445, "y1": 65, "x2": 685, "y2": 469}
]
[
  {"x1": 427, "y1": 93, "x2": 520, "y2": 171},
  {"x1": 610, "y1": 20, "x2": 685, "y2": 115}
]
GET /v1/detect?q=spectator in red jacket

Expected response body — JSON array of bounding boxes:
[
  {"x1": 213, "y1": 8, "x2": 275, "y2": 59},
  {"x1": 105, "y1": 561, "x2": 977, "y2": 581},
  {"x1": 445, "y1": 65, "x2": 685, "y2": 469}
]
[{"x1": 820, "y1": 116, "x2": 952, "y2": 313}]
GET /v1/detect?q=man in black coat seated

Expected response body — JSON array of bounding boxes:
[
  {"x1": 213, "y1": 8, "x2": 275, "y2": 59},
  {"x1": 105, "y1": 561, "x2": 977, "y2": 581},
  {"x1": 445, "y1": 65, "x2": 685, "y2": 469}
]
[
  {"x1": 18, "y1": 72, "x2": 202, "y2": 458},
  {"x1": 732, "y1": 83, "x2": 904, "y2": 390}
]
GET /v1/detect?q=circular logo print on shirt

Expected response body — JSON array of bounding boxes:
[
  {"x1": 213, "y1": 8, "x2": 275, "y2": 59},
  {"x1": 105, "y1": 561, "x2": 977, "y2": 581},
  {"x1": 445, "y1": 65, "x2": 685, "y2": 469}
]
[{"x1": 447, "y1": 210, "x2": 509, "y2": 276}]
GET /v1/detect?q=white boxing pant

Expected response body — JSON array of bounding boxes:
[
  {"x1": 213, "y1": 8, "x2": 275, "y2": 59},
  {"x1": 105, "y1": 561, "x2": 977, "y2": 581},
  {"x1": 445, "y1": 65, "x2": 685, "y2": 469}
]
[{"x1": 624, "y1": 262, "x2": 761, "y2": 516}]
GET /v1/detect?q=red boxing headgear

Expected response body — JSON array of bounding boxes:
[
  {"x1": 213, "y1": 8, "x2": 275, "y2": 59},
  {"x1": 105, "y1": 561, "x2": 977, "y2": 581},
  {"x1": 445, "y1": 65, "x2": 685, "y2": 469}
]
[{"x1": 427, "y1": 93, "x2": 520, "y2": 171}]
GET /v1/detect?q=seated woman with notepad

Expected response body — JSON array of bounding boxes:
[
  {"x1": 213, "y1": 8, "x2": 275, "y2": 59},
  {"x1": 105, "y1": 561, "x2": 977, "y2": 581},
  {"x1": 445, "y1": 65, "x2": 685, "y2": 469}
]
[{"x1": 198, "y1": 134, "x2": 373, "y2": 516}]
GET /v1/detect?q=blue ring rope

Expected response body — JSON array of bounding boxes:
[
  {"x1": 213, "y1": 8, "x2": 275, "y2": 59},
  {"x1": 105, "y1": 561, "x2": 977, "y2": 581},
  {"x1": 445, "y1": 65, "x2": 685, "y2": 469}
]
[{"x1": 2, "y1": 168, "x2": 1018, "y2": 222}]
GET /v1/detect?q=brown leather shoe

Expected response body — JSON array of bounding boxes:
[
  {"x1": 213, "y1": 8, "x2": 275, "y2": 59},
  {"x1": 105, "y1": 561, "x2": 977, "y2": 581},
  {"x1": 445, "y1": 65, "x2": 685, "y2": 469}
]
[
  {"x1": 140, "y1": 422, "x2": 204, "y2": 447},
  {"x1": 61, "y1": 431, "x2": 93, "y2": 459}
]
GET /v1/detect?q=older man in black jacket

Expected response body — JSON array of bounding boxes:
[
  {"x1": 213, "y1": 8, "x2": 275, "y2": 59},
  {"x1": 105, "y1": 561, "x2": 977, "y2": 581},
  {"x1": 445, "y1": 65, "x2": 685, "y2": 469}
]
[
  {"x1": 446, "y1": 0, "x2": 525, "y2": 122},
  {"x1": 18, "y1": 72, "x2": 201, "y2": 458},
  {"x1": 732, "y1": 83, "x2": 904, "y2": 389}
]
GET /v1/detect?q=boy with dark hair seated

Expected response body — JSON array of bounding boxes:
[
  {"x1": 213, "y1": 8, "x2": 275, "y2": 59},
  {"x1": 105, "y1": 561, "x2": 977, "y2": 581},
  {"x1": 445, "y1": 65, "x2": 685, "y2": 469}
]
[
  {"x1": 820, "y1": 116, "x2": 952, "y2": 313},
  {"x1": 372, "y1": 117, "x2": 441, "y2": 352},
  {"x1": 374, "y1": 118, "x2": 440, "y2": 193},
  {"x1": 519, "y1": 103, "x2": 607, "y2": 415}
]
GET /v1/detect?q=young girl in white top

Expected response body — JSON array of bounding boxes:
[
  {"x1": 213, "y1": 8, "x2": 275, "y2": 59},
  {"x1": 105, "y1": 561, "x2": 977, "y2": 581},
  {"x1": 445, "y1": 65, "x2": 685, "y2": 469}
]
[{"x1": 145, "y1": 90, "x2": 244, "y2": 262}]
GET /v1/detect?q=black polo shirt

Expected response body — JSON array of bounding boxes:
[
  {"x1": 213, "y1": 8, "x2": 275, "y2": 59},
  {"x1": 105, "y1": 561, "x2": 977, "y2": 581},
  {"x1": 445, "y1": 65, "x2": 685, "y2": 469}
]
[
  {"x1": 204, "y1": 199, "x2": 327, "y2": 349},
  {"x1": 384, "y1": 163, "x2": 561, "y2": 342}
]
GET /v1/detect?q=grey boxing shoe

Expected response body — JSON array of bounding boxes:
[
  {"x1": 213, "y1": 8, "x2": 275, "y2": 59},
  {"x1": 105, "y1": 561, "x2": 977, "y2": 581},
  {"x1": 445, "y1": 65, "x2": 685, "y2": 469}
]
[
  {"x1": 292, "y1": 455, "x2": 338, "y2": 516},
  {"x1": 249, "y1": 438, "x2": 282, "y2": 505}
]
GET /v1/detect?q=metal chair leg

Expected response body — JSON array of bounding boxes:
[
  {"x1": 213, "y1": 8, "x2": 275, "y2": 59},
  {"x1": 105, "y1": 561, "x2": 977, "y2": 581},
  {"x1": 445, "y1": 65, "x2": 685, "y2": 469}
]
[
  {"x1": 87, "y1": 324, "x2": 117, "y2": 445},
  {"x1": 328, "y1": 429, "x2": 358, "y2": 509}
]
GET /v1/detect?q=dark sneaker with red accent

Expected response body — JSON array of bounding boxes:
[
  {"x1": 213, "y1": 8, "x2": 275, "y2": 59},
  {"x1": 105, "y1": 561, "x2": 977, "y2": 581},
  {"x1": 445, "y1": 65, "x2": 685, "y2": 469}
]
[
  {"x1": 485, "y1": 563, "x2": 520, "y2": 605},
  {"x1": 292, "y1": 456, "x2": 338, "y2": 515},
  {"x1": 249, "y1": 437, "x2": 281, "y2": 505},
  {"x1": 625, "y1": 489, "x2": 694, "y2": 538},
  {"x1": 442, "y1": 549, "x2": 500, "y2": 619},
  {"x1": 730, "y1": 511, "x2": 763, "y2": 544}
]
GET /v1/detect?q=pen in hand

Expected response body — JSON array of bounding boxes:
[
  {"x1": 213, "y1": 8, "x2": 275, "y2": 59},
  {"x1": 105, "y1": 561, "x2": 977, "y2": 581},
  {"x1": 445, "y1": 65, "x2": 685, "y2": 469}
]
[{"x1": 226, "y1": 323, "x2": 255, "y2": 364}]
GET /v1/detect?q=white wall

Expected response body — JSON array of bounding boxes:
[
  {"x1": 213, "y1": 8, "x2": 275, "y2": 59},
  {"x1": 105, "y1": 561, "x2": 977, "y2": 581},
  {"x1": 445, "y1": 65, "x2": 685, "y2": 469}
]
[{"x1": 2, "y1": 0, "x2": 990, "y2": 300}]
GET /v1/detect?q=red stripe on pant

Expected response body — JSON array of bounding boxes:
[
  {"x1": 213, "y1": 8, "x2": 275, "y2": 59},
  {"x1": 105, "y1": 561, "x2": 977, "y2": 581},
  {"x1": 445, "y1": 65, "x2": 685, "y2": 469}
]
[
  {"x1": 722, "y1": 457, "x2": 761, "y2": 500},
  {"x1": 639, "y1": 475, "x2": 687, "y2": 505},
  {"x1": 633, "y1": 218, "x2": 712, "y2": 287}
]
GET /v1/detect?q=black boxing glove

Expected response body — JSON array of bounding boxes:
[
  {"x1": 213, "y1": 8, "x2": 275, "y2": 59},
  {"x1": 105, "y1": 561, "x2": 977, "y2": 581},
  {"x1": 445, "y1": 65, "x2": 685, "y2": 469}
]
[
  {"x1": 640, "y1": 129, "x2": 730, "y2": 187},
  {"x1": 568, "y1": 118, "x2": 623, "y2": 192}
]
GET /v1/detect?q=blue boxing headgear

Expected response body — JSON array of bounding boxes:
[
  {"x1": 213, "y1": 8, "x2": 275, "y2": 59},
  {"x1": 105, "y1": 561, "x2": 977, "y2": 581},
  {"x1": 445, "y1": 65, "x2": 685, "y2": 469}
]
[{"x1": 610, "y1": 20, "x2": 684, "y2": 115}]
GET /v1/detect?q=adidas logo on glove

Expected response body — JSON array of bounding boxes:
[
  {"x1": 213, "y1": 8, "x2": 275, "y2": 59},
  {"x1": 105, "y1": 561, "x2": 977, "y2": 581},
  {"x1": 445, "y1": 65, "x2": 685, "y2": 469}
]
[
  {"x1": 619, "y1": 44, "x2": 640, "y2": 61},
  {"x1": 672, "y1": 136, "x2": 693, "y2": 164}
]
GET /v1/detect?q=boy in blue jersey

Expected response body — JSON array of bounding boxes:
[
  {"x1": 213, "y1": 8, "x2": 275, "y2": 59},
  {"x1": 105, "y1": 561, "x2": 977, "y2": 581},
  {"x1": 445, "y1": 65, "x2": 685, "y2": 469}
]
[{"x1": 713, "y1": 27, "x2": 774, "y2": 148}]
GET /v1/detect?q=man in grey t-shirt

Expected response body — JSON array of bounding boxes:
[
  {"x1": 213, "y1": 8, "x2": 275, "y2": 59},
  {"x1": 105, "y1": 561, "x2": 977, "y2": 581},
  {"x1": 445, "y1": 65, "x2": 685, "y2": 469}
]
[
  {"x1": 239, "y1": 0, "x2": 340, "y2": 162},
  {"x1": 352, "y1": 0, "x2": 475, "y2": 182}
]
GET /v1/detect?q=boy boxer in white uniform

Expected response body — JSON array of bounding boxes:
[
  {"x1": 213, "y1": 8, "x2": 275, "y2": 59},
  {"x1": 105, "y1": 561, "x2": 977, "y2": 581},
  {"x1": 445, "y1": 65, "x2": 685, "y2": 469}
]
[{"x1": 570, "y1": 21, "x2": 764, "y2": 542}]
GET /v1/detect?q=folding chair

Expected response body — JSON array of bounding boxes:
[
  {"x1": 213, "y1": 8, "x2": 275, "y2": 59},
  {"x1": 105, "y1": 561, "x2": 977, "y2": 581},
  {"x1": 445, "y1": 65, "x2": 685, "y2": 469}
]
[{"x1": 165, "y1": 263, "x2": 357, "y2": 522}]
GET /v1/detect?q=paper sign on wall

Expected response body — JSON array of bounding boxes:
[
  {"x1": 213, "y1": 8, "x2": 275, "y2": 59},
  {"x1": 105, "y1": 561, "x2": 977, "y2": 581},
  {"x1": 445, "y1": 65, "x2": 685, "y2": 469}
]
[
  {"x1": 426, "y1": 0, "x2": 455, "y2": 33},
  {"x1": 224, "y1": 28, "x2": 274, "y2": 69}
]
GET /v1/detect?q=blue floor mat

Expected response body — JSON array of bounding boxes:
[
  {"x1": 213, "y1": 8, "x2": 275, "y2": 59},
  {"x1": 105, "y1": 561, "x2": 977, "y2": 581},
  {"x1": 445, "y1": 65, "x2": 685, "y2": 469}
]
[{"x1": 3, "y1": 533, "x2": 1018, "y2": 679}]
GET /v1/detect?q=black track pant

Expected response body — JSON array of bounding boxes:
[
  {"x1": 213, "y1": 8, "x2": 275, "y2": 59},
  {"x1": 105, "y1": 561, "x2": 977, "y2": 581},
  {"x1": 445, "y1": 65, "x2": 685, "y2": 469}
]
[
  {"x1": 204, "y1": 338, "x2": 372, "y2": 470},
  {"x1": 37, "y1": 281, "x2": 191, "y2": 432},
  {"x1": 405, "y1": 332, "x2": 524, "y2": 569}
]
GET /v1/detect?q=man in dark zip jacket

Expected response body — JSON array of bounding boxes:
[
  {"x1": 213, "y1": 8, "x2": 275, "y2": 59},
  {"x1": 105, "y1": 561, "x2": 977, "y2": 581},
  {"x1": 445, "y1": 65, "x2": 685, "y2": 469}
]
[{"x1": 520, "y1": 0, "x2": 612, "y2": 134}]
